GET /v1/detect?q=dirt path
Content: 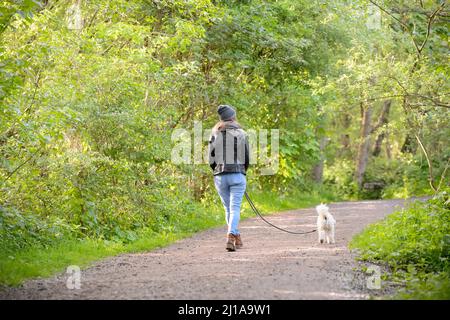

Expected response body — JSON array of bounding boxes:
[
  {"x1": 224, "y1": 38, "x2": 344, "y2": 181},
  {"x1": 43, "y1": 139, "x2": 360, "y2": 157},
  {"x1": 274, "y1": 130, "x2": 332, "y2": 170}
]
[{"x1": 1, "y1": 199, "x2": 415, "y2": 300}]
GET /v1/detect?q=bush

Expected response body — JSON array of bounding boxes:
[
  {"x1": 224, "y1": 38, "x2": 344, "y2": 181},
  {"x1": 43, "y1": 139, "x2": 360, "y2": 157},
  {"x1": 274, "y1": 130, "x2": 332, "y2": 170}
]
[
  {"x1": 323, "y1": 159, "x2": 359, "y2": 199},
  {"x1": 365, "y1": 156, "x2": 433, "y2": 199},
  {"x1": 0, "y1": 206, "x2": 75, "y2": 253},
  {"x1": 350, "y1": 189, "x2": 450, "y2": 299},
  {"x1": 324, "y1": 156, "x2": 437, "y2": 200}
]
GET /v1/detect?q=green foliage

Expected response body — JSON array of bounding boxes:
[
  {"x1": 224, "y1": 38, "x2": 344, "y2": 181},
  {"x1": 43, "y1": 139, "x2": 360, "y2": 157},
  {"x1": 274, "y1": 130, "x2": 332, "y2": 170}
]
[
  {"x1": 395, "y1": 272, "x2": 450, "y2": 300},
  {"x1": 323, "y1": 159, "x2": 359, "y2": 199},
  {"x1": 350, "y1": 189, "x2": 450, "y2": 299},
  {"x1": 245, "y1": 184, "x2": 339, "y2": 213},
  {"x1": 0, "y1": 205, "x2": 75, "y2": 252},
  {"x1": 0, "y1": 233, "x2": 180, "y2": 286},
  {"x1": 0, "y1": 0, "x2": 448, "y2": 297},
  {"x1": 313, "y1": 0, "x2": 449, "y2": 199},
  {"x1": 1, "y1": 0, "x2": 341, "y2": 251},
  {"x1": 374, "y1": 156, "x2": 435, "y2": 199}
]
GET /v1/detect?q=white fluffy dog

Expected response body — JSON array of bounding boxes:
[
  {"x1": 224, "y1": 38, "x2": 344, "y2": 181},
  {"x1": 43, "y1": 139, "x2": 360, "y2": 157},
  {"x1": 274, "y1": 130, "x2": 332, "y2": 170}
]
[{"x1": 316, "y1": 204, "x2": 336, "y2": 244}]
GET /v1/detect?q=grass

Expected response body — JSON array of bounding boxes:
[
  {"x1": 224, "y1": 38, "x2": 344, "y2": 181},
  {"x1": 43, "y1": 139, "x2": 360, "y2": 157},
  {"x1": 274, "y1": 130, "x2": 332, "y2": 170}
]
[
  {"x1": 0, "y1": 186, "x2": 338, "y2": 287},
  {"x1": 0, "y1": 231, "x2": 182, "y2": 286},
  {"x1": 350, "y1": 190, "x2": 450, "y2": 299}
]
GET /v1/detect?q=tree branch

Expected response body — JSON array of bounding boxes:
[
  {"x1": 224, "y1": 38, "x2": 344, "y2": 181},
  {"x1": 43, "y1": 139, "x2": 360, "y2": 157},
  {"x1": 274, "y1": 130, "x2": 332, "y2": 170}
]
[
  {"x1": 1, "y1": 147, "x2": 43, "y2": 184},
  {"x1": 415, "y1": 134, "x2": 437, "y2": 192},
  {"x1": 417, "y1": 2, "x2": 446, "y2": 54},
  {"x1": 85, "y1": 7, "x2": 100, "y2": 32},
  {"x1": 437, "y1": 158, "x2": 450, "y2": 192},
  {"x1": 370, "y1": 100, "x2": 391, "y2": 134},
  {"x1": 352, "y1": 92, "x2": 450, "y2": 107},
  {"x1": 368, "y1": 0, "x2": 409, "y2": 29},
  {"x1": 367, "y1": 1, "x2": 420, "y2": 54}
]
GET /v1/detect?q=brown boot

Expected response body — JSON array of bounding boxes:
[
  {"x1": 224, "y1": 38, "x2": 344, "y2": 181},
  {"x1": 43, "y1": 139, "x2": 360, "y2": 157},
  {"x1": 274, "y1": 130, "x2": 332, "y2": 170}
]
[
  {"x1": 235, "y1": 234, "x2": 243, "y2": 249},
  {"x1": 226, "y1": 233, "x2": 236, "y2": 252}
]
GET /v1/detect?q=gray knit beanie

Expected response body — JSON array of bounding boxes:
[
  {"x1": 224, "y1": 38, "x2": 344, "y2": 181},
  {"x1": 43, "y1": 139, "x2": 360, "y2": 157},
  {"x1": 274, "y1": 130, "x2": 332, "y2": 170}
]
[{"x1": 217, "y1": 104, "x2": 236, "y2": 121}]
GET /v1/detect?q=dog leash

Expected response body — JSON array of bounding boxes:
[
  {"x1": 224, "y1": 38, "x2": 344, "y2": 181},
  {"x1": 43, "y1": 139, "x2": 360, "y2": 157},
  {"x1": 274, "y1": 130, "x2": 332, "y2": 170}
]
[{"x1": 244, "y1": 191, "x2": 317, "y2": 235}]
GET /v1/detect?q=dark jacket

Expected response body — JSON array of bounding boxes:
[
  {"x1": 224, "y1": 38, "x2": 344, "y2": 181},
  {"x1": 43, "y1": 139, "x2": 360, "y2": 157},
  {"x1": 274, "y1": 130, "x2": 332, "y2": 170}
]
[{"x1": 208, "y1": 122, "x2": 250, "y2": 175}]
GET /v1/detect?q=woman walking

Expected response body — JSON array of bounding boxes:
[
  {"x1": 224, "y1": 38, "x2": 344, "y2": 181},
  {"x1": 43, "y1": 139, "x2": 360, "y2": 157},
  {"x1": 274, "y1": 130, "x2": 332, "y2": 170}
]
[{"x1": 209, "y1": 105, "x2": 250, "y2": 251}]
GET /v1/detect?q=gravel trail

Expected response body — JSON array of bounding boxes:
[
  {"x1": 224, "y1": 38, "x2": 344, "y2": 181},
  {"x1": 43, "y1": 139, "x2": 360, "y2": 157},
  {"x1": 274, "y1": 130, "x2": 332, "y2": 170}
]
[{"x1": 1, "y1": 198, "x2": 415, "y2": 300}]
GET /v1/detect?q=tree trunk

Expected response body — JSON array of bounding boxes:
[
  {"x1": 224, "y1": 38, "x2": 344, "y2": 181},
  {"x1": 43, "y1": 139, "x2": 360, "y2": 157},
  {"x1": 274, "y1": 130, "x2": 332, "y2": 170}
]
[
  {"x1": 338, "y1": 114, "x2": 352, "y2": 158},
  {"x1": 385, "y1": 131, "x2": 392, "y2": 159},
  {"x1": 312, "y1": 137, "x2": 329, "y2": 183},
  {"x1": 401, "y1": 134, "x2": 417, "y2": 153},
  {"x1": 372, "y1": 100, "x2": 391, "y2": 157},
  {"x1": 372, "y1": 133, "x2": 384, "y2": 157},
  {"x1": 355, "y1": 104, "x2": 372, "y2": 188}
]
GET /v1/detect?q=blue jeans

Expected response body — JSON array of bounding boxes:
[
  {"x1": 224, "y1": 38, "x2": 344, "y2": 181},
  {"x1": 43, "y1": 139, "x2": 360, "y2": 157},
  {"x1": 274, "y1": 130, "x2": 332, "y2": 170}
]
[{"x1": 214, "y1": 173, "x2": 246, "y2": 236}]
